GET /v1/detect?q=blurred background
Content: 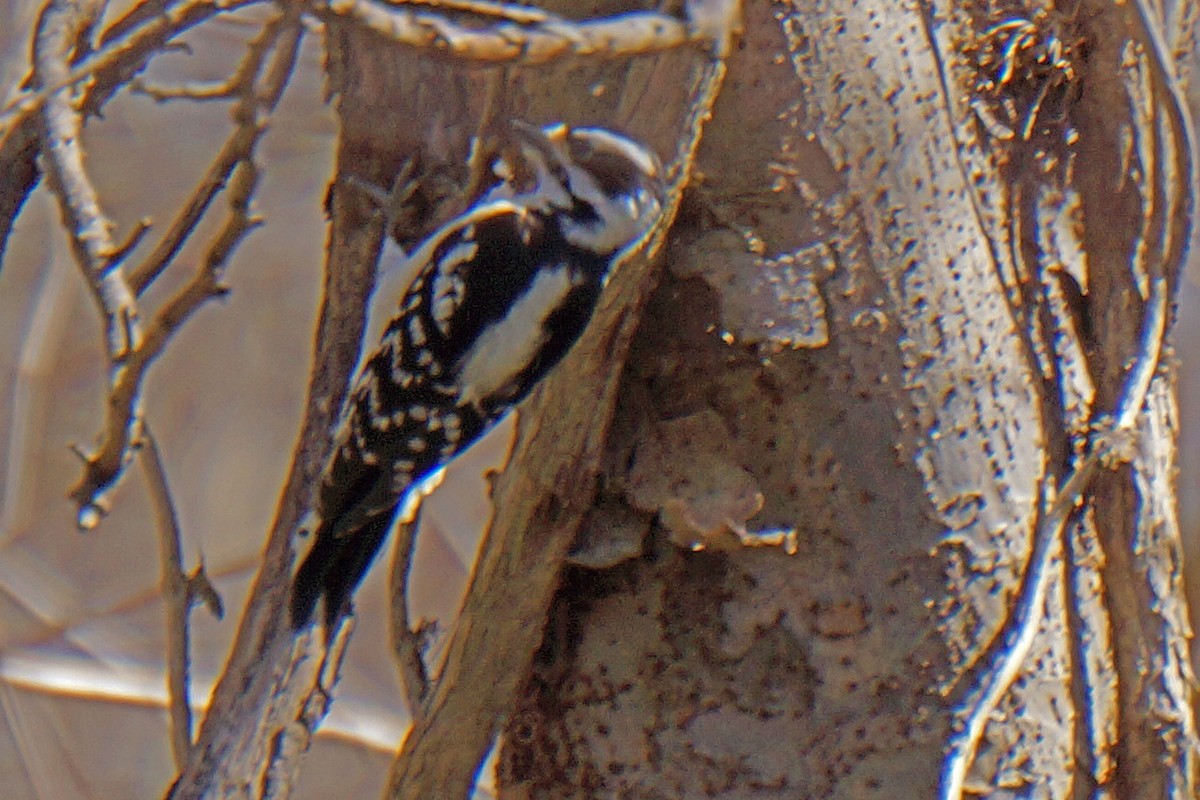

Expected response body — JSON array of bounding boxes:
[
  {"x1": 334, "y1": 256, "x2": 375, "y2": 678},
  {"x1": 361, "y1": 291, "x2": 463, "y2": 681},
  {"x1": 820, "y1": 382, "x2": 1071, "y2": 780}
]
[
  {"x1": 0, "y1": 4, "x2": 509, "y2": 796},
  {"x1": 2, "y1": 3, "x2": 1200, "y2": 799}
]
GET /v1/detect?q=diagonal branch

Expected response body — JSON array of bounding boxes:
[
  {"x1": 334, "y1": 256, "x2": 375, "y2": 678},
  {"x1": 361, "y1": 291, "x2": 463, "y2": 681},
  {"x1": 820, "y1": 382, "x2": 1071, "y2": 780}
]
[
  {"x1": 35, "y1": 0, "x2": 148, "y2": 527},
  {"x1": 385, "y1": 53, "x2": 728, "y2": 800},
  {"x1": 1, "y1": 0, "x2": 267, "y2": 267},
  {"x1": 129, "y1": 14, "x2": 293, "y2": 295},
  {"x1": 140, "y1": 423, "x2": 196, "y2": 771},
  {"x1": 35, "y1": 0, "x2": 140, "y2": 360},
  {"x1": 166, "y1": 143, "x2": 391, "y2": 800}
]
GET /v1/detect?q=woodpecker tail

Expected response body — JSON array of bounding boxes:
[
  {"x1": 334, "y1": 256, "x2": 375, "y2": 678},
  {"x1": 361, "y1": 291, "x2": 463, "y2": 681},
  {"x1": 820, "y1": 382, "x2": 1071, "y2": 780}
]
[{"x1": 290, "y1": 511, "x2": 395, "y2": 629}]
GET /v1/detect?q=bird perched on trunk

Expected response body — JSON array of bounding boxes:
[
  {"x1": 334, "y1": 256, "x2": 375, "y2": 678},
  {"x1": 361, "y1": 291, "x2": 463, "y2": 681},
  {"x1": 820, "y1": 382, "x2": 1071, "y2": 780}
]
[{"x1": 290, "y1": 122, "x2": 665, "y2": 628}]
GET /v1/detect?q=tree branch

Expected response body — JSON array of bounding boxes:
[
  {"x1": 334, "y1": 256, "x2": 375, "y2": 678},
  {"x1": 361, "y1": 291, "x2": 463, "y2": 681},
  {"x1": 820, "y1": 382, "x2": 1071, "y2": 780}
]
[
  {"x1": 1, "y1": 0, "x2": 268, "y2": 268},
  {"x1": 67, "y1": 13, "x2": 304, "y2": 524},
  {"x1": 166, "y1": 123, "x2": 390, "y2": 800},
  {"x1": 140, "y1": 423, "x2": 196, "y2": 771},
  {"x1": 388, "y1": 511, "x2": 432, "y2": 719},
  {"x1": 0, "y1": 0, "x2": 269, "y2": 137},
  {"x1": 385, "y1": 53, "x2": 728, "y2": 800},
  {"x1": 315, "y1": 0, "x2": 735, "y2": 65},
  {"x1": 35, "y1": 0, "x2": 148, "y2": 526}
]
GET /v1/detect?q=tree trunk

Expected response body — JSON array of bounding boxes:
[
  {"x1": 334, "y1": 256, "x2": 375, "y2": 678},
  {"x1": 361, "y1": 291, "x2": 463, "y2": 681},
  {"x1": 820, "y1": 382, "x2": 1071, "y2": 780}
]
[{"x1": 493, "y1": 1, "x2": 1199, "y2": 798}]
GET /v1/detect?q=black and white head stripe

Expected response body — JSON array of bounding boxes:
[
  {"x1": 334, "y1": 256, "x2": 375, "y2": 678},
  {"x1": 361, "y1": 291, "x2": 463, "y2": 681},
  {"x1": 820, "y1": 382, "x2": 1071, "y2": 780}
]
[{"x1": 508, "y1": 122, "x2": 663, "y2": 255}]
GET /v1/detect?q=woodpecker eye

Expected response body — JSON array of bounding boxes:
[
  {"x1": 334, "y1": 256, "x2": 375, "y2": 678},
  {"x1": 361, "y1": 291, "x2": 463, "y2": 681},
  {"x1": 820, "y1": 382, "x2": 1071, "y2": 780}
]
[
  {"x1": 582, "y1": 151, "x2": 645, "y2": 199},
  {"x1": 566, "y1": 128, "x2": 662, "y2": 206}
]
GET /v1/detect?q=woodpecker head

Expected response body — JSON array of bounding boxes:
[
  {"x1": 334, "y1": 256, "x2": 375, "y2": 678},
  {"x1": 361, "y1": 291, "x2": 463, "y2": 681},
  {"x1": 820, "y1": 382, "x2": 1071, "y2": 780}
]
[{"x1": 508, "y1": 121, "x2": 665, "y2": 254}]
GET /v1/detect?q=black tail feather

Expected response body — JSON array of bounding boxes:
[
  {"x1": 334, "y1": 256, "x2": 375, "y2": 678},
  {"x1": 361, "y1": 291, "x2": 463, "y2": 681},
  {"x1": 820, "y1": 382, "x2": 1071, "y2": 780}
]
[{"x1": 290, "y1": 512, "x2": 396, "y2": 629}]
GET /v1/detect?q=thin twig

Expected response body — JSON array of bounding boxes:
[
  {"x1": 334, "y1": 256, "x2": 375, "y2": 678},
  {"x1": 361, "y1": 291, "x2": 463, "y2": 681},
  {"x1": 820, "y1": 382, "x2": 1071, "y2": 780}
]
[
  {"x1": 0, "y1": 0, "x2": 268, "y2": 138},
  {"x1": 131, "y1": 77, "x2": 242, "y2": 102},
  {"x1": 460, "y1": 69, "x2": 509, "y2": 204},
  {"x1": 109, "y1": 218, "x2": 154, "y2": 266},
  {"x1": 68, "y1": 14, "x2": 304, "y2": 522},
  {"x1": 940, "y1": 2, "x2": 1194, "y2": 795},
  {"x1": 129, "y1": 16, "x2": 289, "y2": 294},
  {"x1": 139, "y1": 423, "x2": 194, "y2": 771},
  {"x1": 129, "y1": 7, "x2": 285, "y2": 107},
  {"x1": 388, "y1": 511, "x2": 431, "y2": 718},
  {"x1": 941, "y1": 431, "x2": 1125, "y2": 798},
  {"x1": 187, "y1": 563, "x2": 226, "y2": 620}
]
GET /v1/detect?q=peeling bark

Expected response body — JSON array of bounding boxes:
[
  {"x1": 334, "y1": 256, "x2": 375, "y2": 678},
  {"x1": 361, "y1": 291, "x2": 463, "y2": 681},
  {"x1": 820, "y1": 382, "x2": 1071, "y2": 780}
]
[{"x1": 497, "y1": 1, "x2": 1197, "y2": 798}]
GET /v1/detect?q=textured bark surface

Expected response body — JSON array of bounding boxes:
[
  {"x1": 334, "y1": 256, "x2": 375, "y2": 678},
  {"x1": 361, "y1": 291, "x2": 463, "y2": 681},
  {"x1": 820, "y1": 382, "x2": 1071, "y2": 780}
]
[
  {"x1": 322, "y1": 3, "x2": 705, "y2": 798},
  {"x1": 496, "y1": 0, "x2": 1198, "y2": 798}
]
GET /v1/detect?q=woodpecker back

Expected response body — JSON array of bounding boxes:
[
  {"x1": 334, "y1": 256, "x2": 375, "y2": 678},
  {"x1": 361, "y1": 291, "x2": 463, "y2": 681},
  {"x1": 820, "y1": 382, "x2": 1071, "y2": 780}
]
[{"x1": 290, "y1": 123, "x2": 665, "y2": 628}]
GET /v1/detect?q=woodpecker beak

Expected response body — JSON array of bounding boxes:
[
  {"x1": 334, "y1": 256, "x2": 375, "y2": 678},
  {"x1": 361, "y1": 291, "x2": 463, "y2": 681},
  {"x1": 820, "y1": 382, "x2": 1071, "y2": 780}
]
[
  {"x1": 511, "y1": 119, "x2": 567, "y2": 146},
  {"x1": 506, "y1": 120, "x2": 574, "y2": 207},
  {"x1": 510, "y1": 120, "x2": 570, "y2": 171}
]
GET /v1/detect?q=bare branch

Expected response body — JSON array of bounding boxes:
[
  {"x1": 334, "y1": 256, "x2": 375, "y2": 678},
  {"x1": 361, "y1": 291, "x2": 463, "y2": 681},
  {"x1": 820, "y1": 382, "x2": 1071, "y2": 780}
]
[
  {"x1": 129, "y1": 9, "x2": 288, "y2": 106},
  {"x1": 0, "y1": 115, "x2": 43, "y2": 265},
  {"x1": 0, "y1": 0, "x2": 268, "y2": 138},
  {"x1": 109, "y1": 218, "x2": 154, "y2": 266},
  {"x1": 35, "y1": 0, "x2": 141, "y2": 359},
  {"x1": 187, "y1": 564, "x2": 225, "y2": 620},
  {"x1": 389, "y1": 0, "x2": 552, "y2": 25},
  {"x1": 316, "y1": 0, "x2": 729, "y2": 65},
  {"x1": 167, "y1": 133, "x2": 391, "y2": 800},
  {"x1": 140, "y1": 424, "x2": 194, "y2": 771},
  {"x1": 129, "y1": 14, "x2": 290, "y2": 293},
  {"x1": 68, "y1": 14, "x2": 304, "y2": 522},
  {"x1": 388, "y1": 513, "x2": 431, "y2": 719},
  {"x1": 2, "y1": 0, "x2": 269, "y2": 265},
  {"x1": 34, "y1": 0, "x2": 149, "y2": 527},
  {"x1": 131, "y1": 77, "x2": 244, "y2": 102}
]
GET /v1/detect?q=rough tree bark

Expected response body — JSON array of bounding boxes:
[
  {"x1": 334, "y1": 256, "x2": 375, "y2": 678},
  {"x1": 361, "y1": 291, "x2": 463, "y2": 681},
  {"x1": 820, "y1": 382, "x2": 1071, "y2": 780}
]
[
  {"x1": 484, "y1": 1, "x2": 1198, "y2": 799},
  {"x1": 312, "y1": 0, "x2": 1198, "y2": 796}
]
